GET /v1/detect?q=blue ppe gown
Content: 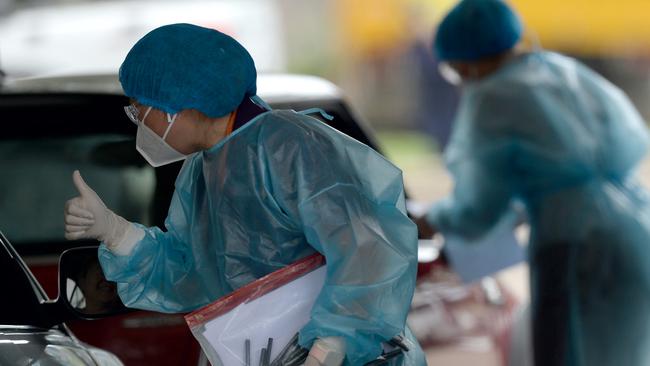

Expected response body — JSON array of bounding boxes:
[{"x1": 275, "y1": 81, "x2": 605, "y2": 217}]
[
  {"x1": 99, "y1": 110, "x2": 426, "y2": 366},
  {"x1": 426, "y1": 51, "x2": 650, "y2": 365}
]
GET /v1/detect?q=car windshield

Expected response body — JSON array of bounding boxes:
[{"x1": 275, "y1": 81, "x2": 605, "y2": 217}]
[{"x1": 0, "y1": 135, "x2": 157, "y2": 245}]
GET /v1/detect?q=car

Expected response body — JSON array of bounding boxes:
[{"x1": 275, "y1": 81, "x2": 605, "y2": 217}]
[
  {"x1": 0, "y1": 230, "x2": 124, "y2": 366},
  {"x1": 0, "y1": 72, "x2": 520, "y2": 365}
]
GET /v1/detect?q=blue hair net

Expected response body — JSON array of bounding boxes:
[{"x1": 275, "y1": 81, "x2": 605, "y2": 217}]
[
  {"x1": 119, "y1": 23, "x2": 257, "y2": 118},
  {"x1": 434, "y1": 0, "x2": 523, "y2": 62}
]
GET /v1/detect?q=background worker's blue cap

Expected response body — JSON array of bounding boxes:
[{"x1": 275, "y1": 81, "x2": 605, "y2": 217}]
[
  {"x1": 434, "y1": 0, "x2": 523, "y2": 62},
  {"x1": 119, "y1": 23, "x2": 257, "y2": 118}
]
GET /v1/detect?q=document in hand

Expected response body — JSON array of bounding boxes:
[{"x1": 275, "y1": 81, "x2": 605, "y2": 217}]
[{"x1": 185, "y1": 253, "x2": 327, "y2": 366}]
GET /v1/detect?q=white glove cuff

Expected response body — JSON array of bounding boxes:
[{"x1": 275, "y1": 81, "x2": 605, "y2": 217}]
[{"x1": 106, "y1": 222, "x2": 145, "y2": 256}]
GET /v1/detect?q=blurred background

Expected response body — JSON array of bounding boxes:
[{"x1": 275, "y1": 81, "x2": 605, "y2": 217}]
[
  {"x1": 2, "y1": 0, "x2": 649, "y2": 202},
  {"x1": 1, "y1": 0, "x2": 649, "y2": 364}
]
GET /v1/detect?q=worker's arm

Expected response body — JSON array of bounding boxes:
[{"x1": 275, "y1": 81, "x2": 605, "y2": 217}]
[{"x1": 65, "y1": 164, "x2": 217, "y2": 313}]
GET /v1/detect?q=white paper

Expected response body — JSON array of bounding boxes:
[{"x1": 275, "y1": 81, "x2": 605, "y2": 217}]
[
  {"x1": 443, "y1": 214, "x2": 525, "y2": 283},
  {"x1": 198, "y1": 266, "x2": 327, "y2": 366}
]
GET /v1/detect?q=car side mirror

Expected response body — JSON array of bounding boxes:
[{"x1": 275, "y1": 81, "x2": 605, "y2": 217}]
[{"x1": 59, "y1": 246, "x2": 130, "y2": 318}]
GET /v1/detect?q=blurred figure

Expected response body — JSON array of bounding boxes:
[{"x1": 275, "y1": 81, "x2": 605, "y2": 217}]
[{"x1": 415, "y1": 0, "x2": 650, "y2": 365}]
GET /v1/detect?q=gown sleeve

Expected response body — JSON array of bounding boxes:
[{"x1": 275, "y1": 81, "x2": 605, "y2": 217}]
[{"x1": 98, "y1": 158, "x2": 214, "y2": 313}]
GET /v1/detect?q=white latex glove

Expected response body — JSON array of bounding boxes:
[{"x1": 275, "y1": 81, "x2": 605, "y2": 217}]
[
  {"x1": 64, "y1": 170, "x2": 143, "y2": 255},
  {"x1": 304, "y1": 337, "x2": 346, "y2": 366}
]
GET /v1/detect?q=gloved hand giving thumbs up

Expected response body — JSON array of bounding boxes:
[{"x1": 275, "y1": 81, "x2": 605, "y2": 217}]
[{"x1": 64, "y1": 170, "x2": 143, "y2": 255}]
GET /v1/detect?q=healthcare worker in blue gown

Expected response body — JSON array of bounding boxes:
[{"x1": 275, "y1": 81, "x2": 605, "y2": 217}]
[
  {"x1": 414, "y1": 1, "x2": 650, "y2": 365},
  {"x1": 63, "y1": 24, "x2": 426, "y2": 366}
]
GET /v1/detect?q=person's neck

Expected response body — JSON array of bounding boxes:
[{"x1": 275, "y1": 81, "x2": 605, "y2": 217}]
[{"x1": 199, "y1": 113, "x2": 232, "y2": 150}]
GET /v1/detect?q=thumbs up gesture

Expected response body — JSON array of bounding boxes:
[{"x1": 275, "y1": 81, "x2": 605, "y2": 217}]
[{"x1": 64, "y1": 170, "x2": 128, "y2": 245}]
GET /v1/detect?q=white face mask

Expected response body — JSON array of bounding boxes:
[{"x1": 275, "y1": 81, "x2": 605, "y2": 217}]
[{"x1": 131, "y1": 106, "x2": 188, "y2": 167}]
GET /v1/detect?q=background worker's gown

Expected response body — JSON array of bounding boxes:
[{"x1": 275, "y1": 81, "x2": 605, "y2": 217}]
[
  {"x1": 426, "y1": 51, "x2": 650, "y2": 366},
  {"x1": 99, "y1": 108, "x2": 426, "y2": 366}
]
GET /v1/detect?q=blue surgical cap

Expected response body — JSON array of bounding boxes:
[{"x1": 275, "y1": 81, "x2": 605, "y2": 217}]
[
  {"x1": 434, "y1": 0, "x2": 523, "y2": 62},
  {"x1": 119, "y1": 23, "x2": 257, "y2": 118}
]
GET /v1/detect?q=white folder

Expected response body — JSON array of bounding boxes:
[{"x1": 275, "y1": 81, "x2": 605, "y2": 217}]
[{"x1": 185, "y1": 254, "x2": 326, "y2": 366}]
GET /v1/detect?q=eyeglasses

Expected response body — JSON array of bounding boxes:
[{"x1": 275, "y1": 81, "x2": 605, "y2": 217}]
[
  {"x1": 123, "y1": 104, "x2": 179, "y2": 140},
  {"x1": 123, "y1": 104, "x2": 152, "y2": 126}
]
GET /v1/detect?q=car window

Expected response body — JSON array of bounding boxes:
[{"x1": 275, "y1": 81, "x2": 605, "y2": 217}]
[{"x1": 0, "y1": 135, "x2": 157, "y2": 245}]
